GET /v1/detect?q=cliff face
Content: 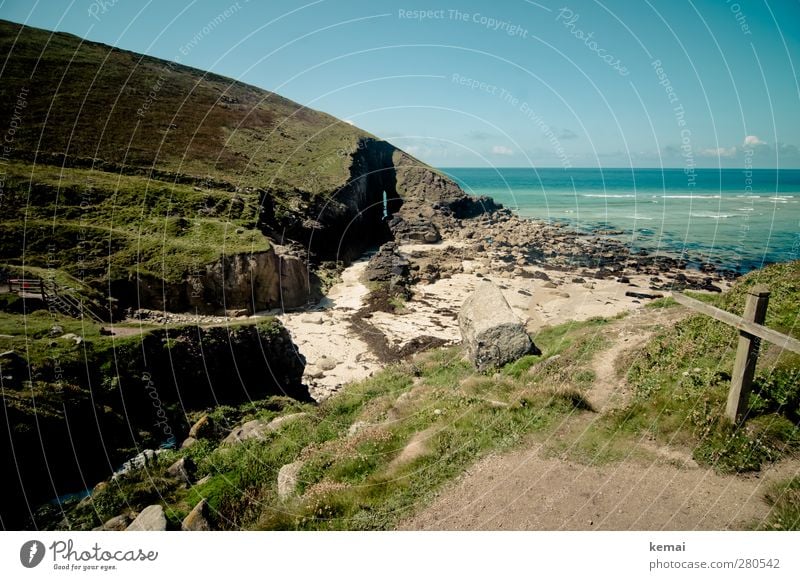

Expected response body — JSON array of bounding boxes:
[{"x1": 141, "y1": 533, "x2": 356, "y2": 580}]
[
  {"x1": 131, "y1": 247, "x2": 313, "y2": 313},
  {"x1": 0, "y1": 319, "x2": 308, "y2": 529}
]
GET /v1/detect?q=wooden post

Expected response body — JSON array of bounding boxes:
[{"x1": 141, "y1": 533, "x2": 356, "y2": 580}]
[{"x1": 725, "y1": 284, "x2": 770, "y2": 423}]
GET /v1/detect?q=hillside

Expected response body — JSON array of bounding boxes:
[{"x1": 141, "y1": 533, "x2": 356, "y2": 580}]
[
  {"x1": 31, "y1": 260, "x2": 798, "y2": 531},
  {"x1": 0, "y1": 19, "x2": 484, "y2": 316}
]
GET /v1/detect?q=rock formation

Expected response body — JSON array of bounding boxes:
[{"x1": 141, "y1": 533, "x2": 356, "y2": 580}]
[{"x1": 458, "y1": 282, "x2": 537, "y2": 371}]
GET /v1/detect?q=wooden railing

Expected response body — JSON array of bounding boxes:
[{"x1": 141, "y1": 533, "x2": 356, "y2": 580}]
[
  {"x1": 8, "y1": 277, "x2": 105, "y2": 323},
  {"x1": 9, "y1": 278, "x2": 46, "y2": 298},
  {"x1": 672, "y1": 286, "x2": 800, "y2": 423}
]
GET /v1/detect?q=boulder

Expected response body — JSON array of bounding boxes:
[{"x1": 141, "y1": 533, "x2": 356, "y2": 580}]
[
  {"x1": 181, "y1": 499, "x2": 212, "y2": 531},
  {"x1": 277, "y1": 461, "x2": 304, "y2": 500},
  {"x1": 458, "y1": 282, "x2": 536, "y2": 371},
  {"x1": 188, "y1": 415, "x2": 213, "y2": 439},
  {"x1": 126, "y1": 505, "x2": 167, "y2": 531},
  {"x1": 93, "y1": 513, "x2": 132, "y2": 531},
  {"x1": 223, "y1": 413, "x2": 308, "y2": 445},
  {"x1": 316, "y1": 356, "x2": 338, "y2": 371},
  {"x1": 223, "y1": 419, "x2": 269, "y2": 445},
  {"x1": 166, "y1": 457, "x2": 196, "y2": 485}
]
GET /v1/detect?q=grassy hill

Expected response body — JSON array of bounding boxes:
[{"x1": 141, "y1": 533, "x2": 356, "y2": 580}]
[
  {"x1": 0, "y1": 19, "x2": 470, "y2": 315},
  {"x1": 0, "y1": 19, "x2": 366, "y2": 191}
]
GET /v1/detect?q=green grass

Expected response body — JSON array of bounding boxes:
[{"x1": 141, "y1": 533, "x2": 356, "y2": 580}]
[
  {"x1": 761, "y1": 477, "x2": 800, "y2": 530},
  {"x1": 49, "y1": 314, "x2": 617, "y2": 531},
  {"x1": 611, "y1": 261, "x2": 800, "y2": 473},
  {"x1": 0, "y1": 161, "x2": 272, "y2": 284}
]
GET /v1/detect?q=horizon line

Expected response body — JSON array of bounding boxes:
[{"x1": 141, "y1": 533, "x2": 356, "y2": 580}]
[{"x1": 435, "y1": 166, "x2": 800, "y2": 171}]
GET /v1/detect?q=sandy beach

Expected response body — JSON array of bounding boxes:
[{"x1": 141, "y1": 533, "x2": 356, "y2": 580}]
[{"x1": 277, "y1": 222, "x2": 731, "y2": 401}]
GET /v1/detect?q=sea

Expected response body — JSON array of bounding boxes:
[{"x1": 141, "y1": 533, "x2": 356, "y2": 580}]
[{"x1": 441, "y1": 167, "x2": 800, "y2": 274}]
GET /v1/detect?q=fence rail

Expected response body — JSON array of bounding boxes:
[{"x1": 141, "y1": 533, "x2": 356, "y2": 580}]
[
  {"x1": 671, "y1": 285, "x2": 799, "y2": 422},
  {"x1": 7, "y1": 277, "x2": 105, "y2": 324}
]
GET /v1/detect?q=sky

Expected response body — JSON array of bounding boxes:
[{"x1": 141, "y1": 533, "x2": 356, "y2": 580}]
[{"x1": 1, "y1": 0, "x2": 799, "y2": 168}]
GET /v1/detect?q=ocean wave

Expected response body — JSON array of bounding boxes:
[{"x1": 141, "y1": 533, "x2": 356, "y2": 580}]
[
  {"x1": 735, "y1": 194, "x2": 797, "y2": 199},
  {"x1": 659, "y1": 194, "x2": 721, "y2": 199},
  {"x1": 582, "y1": 194, "x2": 636, "y2": 198},
  {"x1": 623, "y1": 215, "x2": 654, "y2": 220},
  {"x1": 690, "y1": 212, "x2": 738, "y2": 219}
]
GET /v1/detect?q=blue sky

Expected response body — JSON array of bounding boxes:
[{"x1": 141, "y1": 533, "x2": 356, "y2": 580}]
[{"x1": 2, "y1": 0, "x2": 799, "y2": 168}]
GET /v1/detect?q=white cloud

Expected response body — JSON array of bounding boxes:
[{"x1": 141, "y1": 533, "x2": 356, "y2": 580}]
[
  {"x1": 491, "y1": 145, "x2": 514, "y2": 156},
  {"x1": 744, "y1": 135, "x2": 765, "y2": 146},
  {"x1": 699, "y1": 146, "x2": 737, "y2": 157}
]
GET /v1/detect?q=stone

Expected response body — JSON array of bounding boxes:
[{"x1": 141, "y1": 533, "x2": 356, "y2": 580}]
[
  {"x1": 223, "y1": 413, "x2": 308, "y2": 445},
  {"x1": 181, "y1": 499, "x2": 212, "y2": 531},
  {"x1": 114, "y1": 449, "x2": 163, "y2": 478},
  {"x1": 93, "y1": 513, "x2": 131, "y2": 531},
  {"x1": 166, "y1": 457, "x2": 196, "y2": 485},
  {"x1": 305, "y1": 366, "x2": 324, "y2": 379},
  {"x1": 188, "y1": 415, "x2": 213, "y2": 439},
  {"x1": 180, "y1": 437, "x2": 197, "y2": 450},
  {"x1": 277, "y1": 461, "x2": 304, "y2": 500},
  {"x1": 542, "y1": 281, "x2": 558, "y2": 289},
  {"x1": 126, "y1": 505, "x2": 167, "y2": 531},
  {"x1": 347, "y1": 421, "x2": 371, "y2": 437},
  {"x1": 223, "y1": 419, "x2": 269, "y2": 445},
  {"x1": 316, "y1": 356, "x2": 338, "y2": 371},
  {"x1": 458, "y1": 282, "x2": 536, "y2": 371}
]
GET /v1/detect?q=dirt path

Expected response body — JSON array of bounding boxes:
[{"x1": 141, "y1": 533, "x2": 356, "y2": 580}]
[
  {"x1": 398, "y1": 444, "x2": 800, "y2": 530},
  {"x1": 585, "y1": 306, "x2": 688, "y2": 412},
  {"x1": 399, "y1": 308, "x2": 800, "y2": 531}
]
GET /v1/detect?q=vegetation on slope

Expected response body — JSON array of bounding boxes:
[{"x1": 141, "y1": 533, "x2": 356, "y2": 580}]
[
  {"x1": 29, "y1": 263, "x2": 800, "y2": 530},
  {"x1": 0, "y1": 19, "x2": 367, "y2": 192},
  {"x1": 40, "y1": 316, "x2": 612, "y2": 531},
  {"x1": 611, "y1": 261, "x2": 800, "y2": 473}
]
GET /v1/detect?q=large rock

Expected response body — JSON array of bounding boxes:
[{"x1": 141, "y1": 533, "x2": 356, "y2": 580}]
[
  {"x1": 223, "y1": 412, "x2": 309, "y2": 446},
  {"x1": 458, "y1": 282, "x2": 535, "y2": 371},
  {"x1": 181, "y1": 499, "x2": 212, "y2": 531},
  {"x1": 93, "y1": 513, "x2": 132, "y2": 531},
  {"x1": 126, "y1": 505, "x2": 167, "y2": 531},
  {"x1": 166, "y1": 457, "x2": 196, "y2": 485},
  {"x1": 277, "y1": 461, "x2": 304, "y2": 500},
  {"x1": 188, "y1": 415, "x2": 213, "y2": 439}
]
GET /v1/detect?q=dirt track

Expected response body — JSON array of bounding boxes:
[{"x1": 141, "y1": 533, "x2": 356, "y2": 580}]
[{"x1": 400, "y1": 309, "x2": 800, "y2": 531}]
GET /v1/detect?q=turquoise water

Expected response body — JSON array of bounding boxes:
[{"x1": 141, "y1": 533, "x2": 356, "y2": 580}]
[{"x1": 441, "y1": 167, "x2": 800, "y2": 273}]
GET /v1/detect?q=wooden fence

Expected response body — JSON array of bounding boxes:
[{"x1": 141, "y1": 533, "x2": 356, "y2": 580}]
[{"x1": 672, "y1": 285, "x2": 800, "y2": 423}]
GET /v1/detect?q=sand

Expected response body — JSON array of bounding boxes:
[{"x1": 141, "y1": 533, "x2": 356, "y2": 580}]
[{"x1": 277, "y1": 240, "x2": 728, "y2": 401}]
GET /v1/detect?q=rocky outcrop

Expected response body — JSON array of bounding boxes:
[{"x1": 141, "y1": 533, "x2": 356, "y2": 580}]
[
  {"x1": 181, "y1": 499, "x2": 212, "y2": 531},
  {"x1": 223, "y1": 412, "x2": 309, "y2": 445},
  {"x1": 126, "y1": 505, "x2": 167, "y2": 531},
  {"x1": 365, "y1": 242, "x2": 410, "y2": 296},
  {"x1": 134, "y1": 245, "x2": 316, "y2": 314},
  {"x1": 458, "y1": 282, "x2": 536, "y2": 371},
  {"x1": 0, "y1": 319, "x2": 308, "y2": 530}
]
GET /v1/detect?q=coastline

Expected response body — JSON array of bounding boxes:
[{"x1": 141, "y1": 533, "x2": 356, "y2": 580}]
[{"x1": 265, "y1": 208, "x2": 737, "y2": 401}]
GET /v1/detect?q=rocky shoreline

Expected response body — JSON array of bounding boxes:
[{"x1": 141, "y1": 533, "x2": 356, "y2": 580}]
[
  {"x1": 110, "y1": 206, "x2": 736, "y2": 404},
  {"x1": 430, "y1": 208, "x2": 734, "y2": 292}
]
